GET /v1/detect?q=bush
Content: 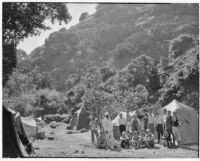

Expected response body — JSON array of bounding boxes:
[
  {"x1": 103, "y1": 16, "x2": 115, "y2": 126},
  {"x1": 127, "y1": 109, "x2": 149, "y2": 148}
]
[
  {"x1": 33, "y1": 89, "x2": 68, "y2": 117},
  {"x1": 44, "y1": 114, "x2": 70, "y2": 124}
]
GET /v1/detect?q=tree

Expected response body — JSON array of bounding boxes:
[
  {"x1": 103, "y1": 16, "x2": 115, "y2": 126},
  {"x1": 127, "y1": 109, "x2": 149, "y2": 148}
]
[
  {"x1": 124, "y1": 54, "x2": 154, "y2": 87},
  {"x1": 3, "y1": 2, "x2": 72, "y2": 86},
  {"x1": 33, "y1": 89, "x2": 67, "y2": 117},
  {"x1": 158, "y1": 57, "x2": 169, "y2": 68},
  {"x1": 169, "y1": 34, "x2": 195, "y2": 59},
  {"x1": 79, "y1": 12, "x2": 89, "y2": 22},
  {"x1": 81, "y1": 88, "x2": 113, "y2": 118}
]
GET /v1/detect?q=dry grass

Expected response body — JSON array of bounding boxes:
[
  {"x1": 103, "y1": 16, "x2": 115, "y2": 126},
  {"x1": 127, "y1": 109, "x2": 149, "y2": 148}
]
[{"x1": 33, "y1": 124, "x2": 198, "y2": 158}]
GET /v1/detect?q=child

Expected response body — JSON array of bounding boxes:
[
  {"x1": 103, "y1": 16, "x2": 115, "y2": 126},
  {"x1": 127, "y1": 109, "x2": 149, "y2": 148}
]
[
  {"x1": 120, "y1": 131, "x2": 130, "y2": 149},
  {"x1": 145, "y1": 129, "x2": 154, "y2": 148},
  {"x1": 139, "y1": 130, "x2": 146, "y2": 147},
  {"x1": 89, "y1": 117, "x2": 99, "y2": 143},
  {"x1": 162, "y1": 130, "x2": 172, "y2": 148},
  {"x1": 132, "y1": 131, "x2": 140, "y2": 149}
]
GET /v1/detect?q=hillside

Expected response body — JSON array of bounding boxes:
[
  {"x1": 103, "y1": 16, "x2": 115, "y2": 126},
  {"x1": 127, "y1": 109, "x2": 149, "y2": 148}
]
[{"x1": 29, "y1": 4, "x2": 199, "y2": 91}]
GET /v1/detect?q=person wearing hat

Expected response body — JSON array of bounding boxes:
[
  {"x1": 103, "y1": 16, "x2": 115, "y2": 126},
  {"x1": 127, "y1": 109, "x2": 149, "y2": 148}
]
[
  {"x1": 102, "y1": 112, "x2": 115, "y2": 145},
  {"x1": 154, "y1": 111, "x2": 164, "y2": 144},
  {"x1": 89, "y1": 116, "x2": 99, "y2": 144},
  {"x1": 118, "y1": 112, "x2": 126, "y2": 135}
]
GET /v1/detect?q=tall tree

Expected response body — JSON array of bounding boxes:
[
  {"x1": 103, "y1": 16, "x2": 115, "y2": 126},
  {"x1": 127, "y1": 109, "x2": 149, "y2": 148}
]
[{"x1": 3, "y1": 2, "x2": 72, "y2": 86}]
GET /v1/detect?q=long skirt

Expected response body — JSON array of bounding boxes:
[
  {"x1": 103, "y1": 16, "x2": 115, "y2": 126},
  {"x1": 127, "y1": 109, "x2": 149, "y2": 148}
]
[{"x1": 172, "y1": 126, "x2": 182, "y2": 142}]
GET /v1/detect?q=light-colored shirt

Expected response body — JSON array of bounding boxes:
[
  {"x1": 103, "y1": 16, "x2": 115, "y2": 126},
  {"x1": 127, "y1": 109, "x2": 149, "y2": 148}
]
[
  {"x1": 148, "y1": 114, "x2": 154, "y2": 124},
  {"x1": 102, "y1": 117, "x2": 113, "y2": 132},
  {"x1": 89, "y1": 120, "x2": 98, "y2": 130},
  {"x1": 118, "y1": 117, "x2": 126, "y2": 125},
  {"x1": 154, "y1": 115, "x2": 164, "y2": 125},
  {"x1": 163, "y1": 114, "x2": 167, "y2": 123}
]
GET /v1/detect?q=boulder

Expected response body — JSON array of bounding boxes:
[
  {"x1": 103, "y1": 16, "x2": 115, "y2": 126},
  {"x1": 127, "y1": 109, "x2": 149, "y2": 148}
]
[
  {"x1": 36, "y1": 131, "x2": 45, "y2": 139},
  {"x1": 47, "y1": 135, "x2": 54, "y2": 140},
  {"x1": 66, "y1": 130, "x2": 73, "y2": 134},
  {"x1": 78, "y1": 128, "x2": 88, "y2": 133}
]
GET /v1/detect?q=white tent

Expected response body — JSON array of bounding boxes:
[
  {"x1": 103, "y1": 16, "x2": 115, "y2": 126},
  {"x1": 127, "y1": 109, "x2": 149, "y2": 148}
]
[
  {"x1": 162, "y1": 99, "x2": 199, "y2": 145},
  {"x1": 22, "y1": 116, "x2": 38, "y2": 138}
]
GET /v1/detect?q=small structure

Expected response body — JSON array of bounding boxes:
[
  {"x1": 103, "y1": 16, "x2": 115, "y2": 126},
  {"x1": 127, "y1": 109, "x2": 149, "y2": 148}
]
[
  {"x1": 69, "y1": 107, "x2": 91, "y2": 130},
  {"x1": 21, "y1": 116, "x2": 38, "y2": 138}
]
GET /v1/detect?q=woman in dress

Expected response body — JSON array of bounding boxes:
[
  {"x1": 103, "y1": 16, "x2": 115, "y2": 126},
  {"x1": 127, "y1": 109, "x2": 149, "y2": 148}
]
[{"x1": 172, "y1": 111, "x2": 183, "y2": 147}]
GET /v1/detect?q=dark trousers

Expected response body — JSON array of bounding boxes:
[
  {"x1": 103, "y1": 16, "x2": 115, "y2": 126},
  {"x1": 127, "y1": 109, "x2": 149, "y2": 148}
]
[
  {"x1": 119, "y1": 124, "x2": 126, "y2": 135},
  {"x1": 166, "y1": 128, "x2": 174, "y2": 143},
  {"x1": 91, "y1": 130, "x2": 99, "y2": 143},
  {"x1": 156, "y1": 124, "x2": 163, "y2": 143},
  {"x1": 121, "y1": 139, "x2": 130, "y2": 148}
]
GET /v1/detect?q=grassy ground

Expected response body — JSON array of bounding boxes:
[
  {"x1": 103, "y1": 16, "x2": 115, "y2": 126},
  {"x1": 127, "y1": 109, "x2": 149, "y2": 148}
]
[{"x1": 33, "y1": 124, "x2": 198, "y2": 158}]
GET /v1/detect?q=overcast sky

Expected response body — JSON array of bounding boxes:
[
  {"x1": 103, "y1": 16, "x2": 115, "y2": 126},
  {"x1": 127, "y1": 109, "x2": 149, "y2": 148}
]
[{"x1": 17, "y1": 3, "x2": 97, "y2": 54}]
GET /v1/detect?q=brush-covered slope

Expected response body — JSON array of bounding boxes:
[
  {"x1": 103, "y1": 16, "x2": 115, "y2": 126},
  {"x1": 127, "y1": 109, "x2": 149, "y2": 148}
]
[{"x1": 29, "y1": 4, "x2": 199, "y2": 91}]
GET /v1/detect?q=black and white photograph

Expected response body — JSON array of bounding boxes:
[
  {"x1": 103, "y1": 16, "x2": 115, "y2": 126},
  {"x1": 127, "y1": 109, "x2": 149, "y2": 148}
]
[{"x1": 2, "y1": 1, "x2": 199, "y2": 158}]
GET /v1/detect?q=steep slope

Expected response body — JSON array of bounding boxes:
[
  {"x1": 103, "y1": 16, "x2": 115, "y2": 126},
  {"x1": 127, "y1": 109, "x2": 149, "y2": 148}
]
[{"x1": 29, "y1": 4, "x2": 199, "y2": 91}]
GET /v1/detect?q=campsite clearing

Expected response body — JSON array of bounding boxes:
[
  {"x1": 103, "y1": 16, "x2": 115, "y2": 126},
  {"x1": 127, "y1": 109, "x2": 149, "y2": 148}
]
[{"x1": 33, "y1": 124, "x2": 198, "y2": 158}]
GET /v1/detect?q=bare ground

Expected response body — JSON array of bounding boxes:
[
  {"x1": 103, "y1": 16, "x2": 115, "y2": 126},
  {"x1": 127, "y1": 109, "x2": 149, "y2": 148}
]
[{"x1": 32, "y1": 124, "x2": 198, "y2": 158}]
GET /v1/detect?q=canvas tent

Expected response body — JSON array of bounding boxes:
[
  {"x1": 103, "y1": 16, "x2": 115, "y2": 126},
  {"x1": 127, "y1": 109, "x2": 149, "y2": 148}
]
[
  {"x1": 3, "y1": 106, "x2": 35, "y2": 157},
  {"x1": 22, "y1": 116, "x2": 38, "y2": 138},
  {"x1": 69, "y1": 107, "x2": 91, "y2": 130},
  {"x1": 162, "y1": 99, "x2": 199, "y2": 145},
  {"x1": 112, "y1": 111, "x2": 137, "y2": 140}
]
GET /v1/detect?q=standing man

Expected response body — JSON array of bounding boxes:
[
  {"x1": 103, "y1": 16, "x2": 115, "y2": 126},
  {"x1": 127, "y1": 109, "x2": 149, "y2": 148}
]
[
  {"x1": 89, "y1": 116, "x2": 99, "y2": 144},
  {"x1": 165, "y1": 111, "x2": 174, "y2": 140},
  {"x1": 118, "y1": 113, "x2": 126, "y2": 135},
  {"x1": 163, "y1": 109, "x2": 167, "y2": 130},
  {"x1": 154, "y1": 111, "x2": 164, "y2": 144},
  {"x1": 126, "y1": 111, "x2": 131, "y2": 134},
  {"x1": 143, "y1": 113, "x2": 149, "y2": 132},
  {"x1": 148, "y1": 111, "x2": 155, "y2": 134},
  {"x1": 131, "y1": 115, "x2": 140, "y2": 133}
]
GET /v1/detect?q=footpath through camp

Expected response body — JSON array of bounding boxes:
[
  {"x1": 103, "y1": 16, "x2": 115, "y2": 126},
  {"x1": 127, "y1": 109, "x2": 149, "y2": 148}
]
[{"x1": 32, "y1": 123, "x2": 198, "y2": 158}]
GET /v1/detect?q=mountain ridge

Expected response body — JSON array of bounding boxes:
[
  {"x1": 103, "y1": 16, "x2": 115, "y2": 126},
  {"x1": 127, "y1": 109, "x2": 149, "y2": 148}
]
[{"x1": 28, "y1": 4, "x2": 199, "y2": 91}]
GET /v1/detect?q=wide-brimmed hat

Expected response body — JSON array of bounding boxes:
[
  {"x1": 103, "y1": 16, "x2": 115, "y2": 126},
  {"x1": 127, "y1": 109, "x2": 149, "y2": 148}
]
[{"x1": 105, "y1": 112, "x2": 109, "y2": 115}]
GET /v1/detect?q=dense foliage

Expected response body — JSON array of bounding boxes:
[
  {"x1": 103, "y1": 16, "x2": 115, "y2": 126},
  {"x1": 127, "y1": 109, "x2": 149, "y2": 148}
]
[
  {"x1": 29, "y1": 4, "x2": 198, "y2": 91},
  {"x1": 3, "y1": 4, "x2": 199, "y2": 120},
  {"x1": 3, "y1": 2, "x2": 71, "y2": 86}
]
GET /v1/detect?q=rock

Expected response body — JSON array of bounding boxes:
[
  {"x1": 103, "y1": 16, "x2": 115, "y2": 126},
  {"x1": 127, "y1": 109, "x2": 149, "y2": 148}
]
[
  {"x1": 66, "y1": 126, "x2": 71, "y2": 130},
  {"x1": 66, "y1": 131, "x2": 73, "y2": 134},
  {"x1": 78, "y1": 128, "x2": 88, "y2": 133},
  {"x1": 74, "y1": 150, "x2": 79, "y2": 153},
  {"x1": 34, "y1": 147, "x2": 40, "y2": 150},
  {"x1": 82, "y1": 151, "x2": 84, "y2": 154},
  {"x1": 48, "y1": 135, "x2": 54, "y2": 140},
  {"x1": 50, "y1": 131, "x2": 54, "y2": 134},
  {"x1": 36, "y1": 131, "x2": 45, "y2": 139}
]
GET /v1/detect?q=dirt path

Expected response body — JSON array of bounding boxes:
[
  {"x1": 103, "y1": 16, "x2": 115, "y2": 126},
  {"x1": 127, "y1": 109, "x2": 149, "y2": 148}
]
[{"x1": 33, "y1": 124, "x2": 198, "y2": 158}]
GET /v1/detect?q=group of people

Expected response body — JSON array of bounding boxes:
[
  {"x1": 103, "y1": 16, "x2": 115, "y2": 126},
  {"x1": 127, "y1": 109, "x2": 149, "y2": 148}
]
[{"x1": 89, "y1": 109, "x2": 183, "y2": 150}]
